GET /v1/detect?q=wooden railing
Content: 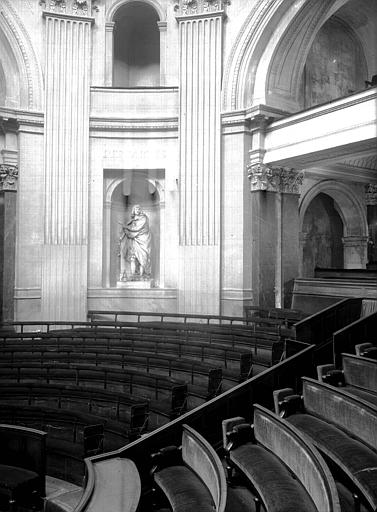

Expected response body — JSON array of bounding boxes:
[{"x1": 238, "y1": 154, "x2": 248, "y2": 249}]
[
  {"x1": 332, "y1": 311, "x2": 377, "y2": 367},
  {"x1": 294, "y1": 298, "x2": 362, "y2": 345}
]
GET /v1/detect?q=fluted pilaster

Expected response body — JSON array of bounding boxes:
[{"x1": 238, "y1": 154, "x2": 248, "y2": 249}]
[
  {"x1": 41, "y1": 4, "x2": 93, "y2": 321},
  {"x1": 177, "y1": 3, "x2": 224, "y2": 314}
]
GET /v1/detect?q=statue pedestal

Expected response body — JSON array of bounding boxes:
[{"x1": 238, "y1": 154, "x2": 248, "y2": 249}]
[{"x1": 116, "y1": 280, "x2": 153, "y2": 289}]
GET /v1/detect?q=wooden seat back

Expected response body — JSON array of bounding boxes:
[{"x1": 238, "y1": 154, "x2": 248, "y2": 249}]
[
  {"x1": 302, "y1": 377, "x2": 377, "y2": 451},
  {"x1": 181, "y1": 424, "x2": 227, "y2": 512},
  {"x1": 341, "y1": 353, "x2": 377, "y2": 394},
  {"x1": 253, "y1": 405, "x2": 340, "y2": 512}
]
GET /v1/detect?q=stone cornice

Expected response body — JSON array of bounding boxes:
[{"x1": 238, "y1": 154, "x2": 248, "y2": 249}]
[
  {"x1": 247, "y1": 163, "x2": 303, "y2": 194},
  {"x1": 0, "y1": 164, "x2": 18, "y2": 192},
  {"x1": 366, "y1": 184, "x2": 377, "y2": 206},
  {"x1": 174, "y1": 0, "x2": 229, "y2": 17}
]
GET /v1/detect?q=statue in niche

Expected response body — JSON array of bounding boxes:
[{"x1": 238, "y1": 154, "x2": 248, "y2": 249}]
[{"x1": 119, "y1": 205, "x2": 152, "y2": 281}]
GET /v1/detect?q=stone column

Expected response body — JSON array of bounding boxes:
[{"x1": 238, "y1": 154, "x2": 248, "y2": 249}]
[
  {"x1": 0, "y1": 164, "x2": 18, "y2": 323},
  {"x1": 157, "y1": 21, "x2": 167, "y2": 86},
  {"x1": 247, "y1": 163, "x2": 303, "y2": 308},
  {"x1": 342, "y1": 236, "x2": 368, "y2": 269},
  {"x1": 366, "y1": 184, "x2": 377, "y2": 268},
  {"x1": 105, "y1": 21, "x2": 115, "y2": 86},
  {"x1": 41, "y1": 0, "x2": 94, "y2": 321},
  {"x1": 175, "y1": 0, "x2": 227, "y2": 314}
]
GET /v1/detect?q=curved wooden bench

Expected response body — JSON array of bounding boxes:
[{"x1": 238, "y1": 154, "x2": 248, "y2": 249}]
[
  {"x1": 0, "y1": 329, "x2": 273, "y2": 371},
  {"x1": 0, "y1": 361, "x2": 187, "y2": 412},
  {"x1": 317, "y1": 353, "x2": 377, "y2": 407},
  {"x1": 274, "y1": 378, "x2": 377, "y2": 511},
  {"x1": 152, "y1": 424, "x2": 227, "y2": 512},
  {"x1": 0, "y1": 347, "x2": 239, "y2": 392},
  {"x1": 0, "y1": 383, "x2": 155, "y2": 427},
  {"x1": 223, "y1": 404, "x2": 340, "y2": 512}
]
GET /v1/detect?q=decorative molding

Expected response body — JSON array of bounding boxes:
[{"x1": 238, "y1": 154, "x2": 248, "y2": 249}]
[
  {"x1": 247, "y1": 163, "x2": 303, "y2": 194},
  {"x1": 0, "y1": 164, "x2": 18, "y2": 191},
  {"x1": 40, "y1": 0, "x2": 99, "y2": 16},
  {"x1": 366, "y1": 184, "x2": 377, "y2": 206},
  {"x1": 174, "y1": 0, "x2": 230, "y2": 16}
]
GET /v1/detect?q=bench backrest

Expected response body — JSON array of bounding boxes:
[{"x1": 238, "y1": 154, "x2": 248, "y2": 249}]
[
  {"x1": 342, "y1": 353, "x2": 377, "y2": 393},
  {"x1": 302, "y1": 377, "x2": 377, "y2": 451},
  {"x1": 253, "y1": 405, "x2": 340, "y2": 512},
  {"x1": 182, "y1": 424, "x2": 227, "y2": 512},
  {"x1": 0, "y1": 424, "x2": 47, "y2": 496},
  {"x1": 85, "y1": 457, "x2": 141, "y2": 512}
]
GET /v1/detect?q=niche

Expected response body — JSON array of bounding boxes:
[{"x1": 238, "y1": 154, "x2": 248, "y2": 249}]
[
  {"x1": 103, "y1": 170, "x2": 164, "y2": 288},
  {"x1": 113, "y1": 2, "x2": 160, "y2": 87},
  {"x1": 302, "y1": 193, "x2": 344, "y2": 277}
]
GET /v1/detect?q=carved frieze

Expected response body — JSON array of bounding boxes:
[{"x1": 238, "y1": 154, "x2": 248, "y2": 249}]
[
  {"x1": 0, "y1": 165, "x2": 18, "y2": 192},
  {"x1": 40, "y1": 0, "x2": 99, "y2": 16},
  {"x1": 247, "y1": 163, "x2": 303, "y2": 194},
  {"x1": 174, "y1": 0, "x2": 230, "y2": 16},
  {"x1": 365, "y1": 184, "x2": 377, "y2": 206}
]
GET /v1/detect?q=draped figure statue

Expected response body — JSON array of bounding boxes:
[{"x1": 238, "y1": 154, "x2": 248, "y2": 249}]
[{"x1": 119, "y1": 205, "x2": 152, "y2": 281}]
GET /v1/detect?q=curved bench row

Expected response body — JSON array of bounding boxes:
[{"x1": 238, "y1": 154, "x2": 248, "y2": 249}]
[{"x1": 275, "y1": 376, "x2": 377, "y2": 511}]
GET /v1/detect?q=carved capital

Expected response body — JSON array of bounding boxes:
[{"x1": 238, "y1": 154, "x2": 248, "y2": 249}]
[
  {"x1": 277, "y1": 168, "x2": 304, "y2": 194},
  {"x1": 365, "y1": 184, "x2": 377, "y2": 206},
  {"x1": 174, "y1": 0, "x2": 230, "y2": 16},
  {"x1": 247, "y1": 163, "x2": 273, "y2": 191},
  {"x1": 0, "y1": 165, "x2": 18, "y2": 192},
  {"x1": 40, "y1": 0, "x2": 99, "y2": 16},
  {"x1": 247, "y1": 164, "x2": 303, "y2": 194}
]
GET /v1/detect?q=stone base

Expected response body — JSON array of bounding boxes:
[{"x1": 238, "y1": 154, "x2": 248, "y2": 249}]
[{"x1": 116, "y1": 279, "x2": 153, "y2": 289}]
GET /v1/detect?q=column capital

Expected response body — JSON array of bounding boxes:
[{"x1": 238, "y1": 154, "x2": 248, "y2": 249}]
[
  {"x1": 365, "y1": 184, "x2": 377, "y2": 206},
  {"x1": 0, "y1": 164, "x2": 18, "y2": 192},
  {"x1": 40, "y1": 0, "x2": 98, "y2": 17},
  {"x1": 342, "y1": 235, "x2": 369, "y2": 247},
  {"x1": 247, "y1": 163, "x2": 303, "y2": 194},
  {"x1": 174, "y1": 0, "x2": 230, "y2": 17}
]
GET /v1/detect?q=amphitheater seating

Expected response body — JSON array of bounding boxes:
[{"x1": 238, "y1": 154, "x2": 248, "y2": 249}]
[
  {"x1": 274, "y1": 377, "x2": 377, "y2": 511},
  {"x1": 317, "y1": 353, "x2": 377, "y2": 407},
  {"x1": 223, "y1": 404, "x2": 340, "y2": 512},
  {"x1": 151, "y1": 424, "x2": 227, "y2": 512},
  {"x1": 0, "y1": 424, "x2": 46, "y2": 511}
]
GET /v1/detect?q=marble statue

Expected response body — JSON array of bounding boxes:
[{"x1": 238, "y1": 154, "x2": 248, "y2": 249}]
[{"x1": 119, "y1": 205, "x2": 152, "y2": 281}]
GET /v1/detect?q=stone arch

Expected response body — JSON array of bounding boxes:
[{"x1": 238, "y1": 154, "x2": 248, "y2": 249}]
[
  {"x1": 107, "y1": 0, "x2": 165, "y2": 23},
  {"x1": 299, "y1": 181, "x2": 367, "y2": 236},
  {"x1": 299, "y1": 180, "x2": 368, "y2": 271},
  {"x1": 222, "y1": 0, "x2": 365, "y2": 112},
  {"x1": 0, "y1": 0, "x2": 43, "y2": 109}
]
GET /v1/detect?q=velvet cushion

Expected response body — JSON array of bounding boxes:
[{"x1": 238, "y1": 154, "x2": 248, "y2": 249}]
[
  {"x1": 154, "y1": 465, "x2": 214, "y2": 512},
  {"x1": 230, "y1": 443, "x2": 316, "y2": 512}
]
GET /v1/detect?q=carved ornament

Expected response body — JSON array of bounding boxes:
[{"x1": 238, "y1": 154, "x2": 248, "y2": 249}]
[
  {"x1": 174, "y1": 0, "x2": 230, "y2": 16},
  {"x1": 40, "y1": 0, "x2": 99, "y2": 16},
  {"x1": 365, "y1": 184, "x2": 377, "y2": 206},
  {"x1": 0, "y1": 165, "x2": 19, "y2": 192},
  {"x1": 247, "y1": 163, "x2": 303, "y2": 194}
]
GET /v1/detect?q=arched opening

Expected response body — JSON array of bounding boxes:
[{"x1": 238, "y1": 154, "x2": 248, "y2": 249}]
[
  {"x1": 113, "y1": 1, "x2": 160, "y2": 87},
  {"x1": 301, "y1": 193, "x2": 344, "y2": 277},
  {"x1": 299, "y1": 16, "x2": 367, "y2": 109},
  {"x1": 105, "y1": 172, "x2": 161, "y2": 287}
]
